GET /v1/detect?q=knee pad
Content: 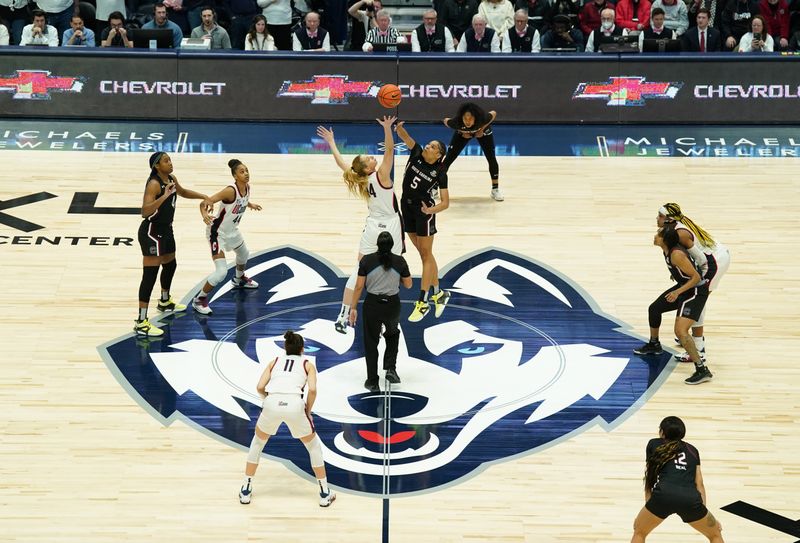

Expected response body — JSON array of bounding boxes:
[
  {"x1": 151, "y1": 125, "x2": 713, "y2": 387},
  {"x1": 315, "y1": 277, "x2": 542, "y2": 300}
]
[
  {"x1": 345, "y1": 269, "x2": 358, "y2": 291},
  {"x1": 303, "y1": 435, "x2": 325, "y2": 468},
  {"x1": 234, "y1": 242, "x2": 249, "y2": 266},
  {"x1": 246, "y1": 432, "x2": 269, "y2": 464},
  {"x1": 138, "y1": 266, "x2": 159, "y2": 303},
  {"x1": 207, "y1": 258, "x2": 228, "y2": 286}
]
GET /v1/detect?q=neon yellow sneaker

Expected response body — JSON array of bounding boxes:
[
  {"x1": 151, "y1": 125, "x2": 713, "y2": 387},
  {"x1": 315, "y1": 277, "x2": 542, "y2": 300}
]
[
  {"x1": 430, "y1": 290, "x2": 451, "y2": 318},
  {"x1": 134, "y1": 318, "x2": 164, "y2": 337},
  {"x1": 157, "y1": 297, "x2": 187, "y2": 312},
  {"x1": 408, "y1": 301, "x2": 430, "y2": 322}
]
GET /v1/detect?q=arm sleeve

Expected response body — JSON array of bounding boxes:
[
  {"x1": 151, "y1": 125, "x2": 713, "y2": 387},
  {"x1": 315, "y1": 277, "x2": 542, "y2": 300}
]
[
  {"x1": 358, "y1": 259, "x2": 368, "y2": 276},
  {"x1": 398, "y1": 258, "x2": 411, "y2": 278},
  {"x1": 411, "y1": 28, "x2": 421, "y2": 51}
]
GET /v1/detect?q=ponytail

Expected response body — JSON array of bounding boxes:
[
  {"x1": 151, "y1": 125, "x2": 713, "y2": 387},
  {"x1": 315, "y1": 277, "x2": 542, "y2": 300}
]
[
  {"x1": 644, "y1": 416, "x2": 687, "y2": 491},
  {"x1": 376, "y1": 231, "x2": 394, "y2": 270},
  {"x1": 344, "y1": 156, "x2": 371, "y2": 201}
]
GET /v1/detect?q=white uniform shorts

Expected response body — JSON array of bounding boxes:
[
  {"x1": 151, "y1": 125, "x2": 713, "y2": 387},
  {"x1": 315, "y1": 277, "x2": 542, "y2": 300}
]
[
  {"x1": 359, "y1": 215, "x2": 404, "y2": 256},
  {"x1": 255, "y1": 394, "x2": 314, "y2": 438},
  {"x1": 206, "y1": 225, "x2": 244, "y2": 254}
]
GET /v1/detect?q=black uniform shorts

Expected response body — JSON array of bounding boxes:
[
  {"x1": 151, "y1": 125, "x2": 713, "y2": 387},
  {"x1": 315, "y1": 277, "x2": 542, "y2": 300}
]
[
  {"x1": 138, "y1": 220, "x2": 176, "y2": 257},
  {"x1": 401, "y1": 198, "x2": 437, "y2": 237},
  {"x1": 645, "y1": 487, "x2": 708, "y2": 523}
]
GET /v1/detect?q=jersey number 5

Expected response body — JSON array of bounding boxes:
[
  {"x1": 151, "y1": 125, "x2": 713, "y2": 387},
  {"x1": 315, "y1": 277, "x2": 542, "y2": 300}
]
[{"x1": 409, "y1": 176, "x2": 421, "y2": 190}]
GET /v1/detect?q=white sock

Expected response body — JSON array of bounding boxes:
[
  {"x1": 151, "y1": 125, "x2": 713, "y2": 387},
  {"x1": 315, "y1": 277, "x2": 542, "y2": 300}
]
[
  {"x1": 693, "y1": 335, "x2": 705, "y2": 352},
  {"x1": 318, "y1": 477, "x2": 330, "y2": 495},
  {"x1": 242, "y1": 476, "x2": 252, "y2": 489},
  {"x1": 236, "y1": 268, "x2": 244, "y2": 279},
  {"x1": 338, "y1": 304, "x2": 350, "y2": 321},
  {"x1": 432, "y1": 285, "x2": 441, "y2": 296}
]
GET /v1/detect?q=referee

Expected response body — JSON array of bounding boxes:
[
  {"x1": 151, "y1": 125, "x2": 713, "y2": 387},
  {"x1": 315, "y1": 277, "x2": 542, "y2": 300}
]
[{"x1": 349, "y1": 232, "x2": 412, "y2": 392}]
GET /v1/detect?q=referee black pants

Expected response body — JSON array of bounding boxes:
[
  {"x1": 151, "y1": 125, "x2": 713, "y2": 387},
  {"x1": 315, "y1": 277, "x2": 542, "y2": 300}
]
[
  {"x1": 363, "y1": 293, "x2": 401, "y2": 382},
  {"x1": 443, "y1": 131, "x2": 499, "y2": 180}
]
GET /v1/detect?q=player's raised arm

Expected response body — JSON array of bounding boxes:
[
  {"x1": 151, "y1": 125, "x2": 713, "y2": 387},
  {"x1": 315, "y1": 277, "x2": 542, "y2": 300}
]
[
  {"x1": 394, "y1": 120, "x2": 416, "y2": 150},
  {"x1": 376, "y1": 115, "x2": 396, "y2": 181},
  {"x1": 316, "y1": 126, "x2": 349, "y2": 172}
]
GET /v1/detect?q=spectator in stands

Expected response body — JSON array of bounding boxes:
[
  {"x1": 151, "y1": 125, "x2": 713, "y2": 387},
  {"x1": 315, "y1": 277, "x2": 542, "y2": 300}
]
[
  {"x1": 100, "y1": 10, "x2": 133, "y2": 47},
  {"x1": 440, "y1": 0, "x2": 479, "y2": 41},
  {"x1": 257, "y1": 0, "x2": 292, "y2": 50},
  {"x1": 34, "y1": 0, "x2": 77, "y2": 41},
  {"x1": 759, "y1": 0, "x2": 789, "y2": 49},
  {"x1": 580, "y1": 0, "x2": 615, "y2": 37},
  {"x1": 721, "y1": 0, "x2": 759, "y2": 49},
  {"x1": 586, "y1": 6, "x2": 628, "y2": 50},
  {"x1": 411, "y1": 9, "x2": 455, "y2": 51},
  {"x1": 639, "y1": 7, "x2": 676, "y2": 48},
  {"x1": 0, "y1": 19, "x2": 8, "y2": 45},
  {"x1": 681, "y1": 7, "x2": 722, "y2": 49},
  {"x1": 226, "y1": 0, "x2": 261, "y2": 50},
  {"x1": 540, "y1": 12, "x2": 585, "y2": 49},
  {"x1": 616, "y1": 0, "x2": 652, "y2": 30},
  {"x1": 62, "y1": 13, "x2": 94, "y2": 45},
  {"x1": 514, "y1": 0, "x2": 548, "y2": 32},
  {"x1": 182, "y1": 0, "x2": 205, "y2": 33},
  {"x1": 456, "y1": 12, "x2": 501, "y2": 50},
  {"x1": 245, "y1": 13, "x2": 274, "y2": 49},
  {"x1": 292, "y1": 10, "x2": 329, "y2": 50},
  {"x1": 548, "y1": 0, "x2": 581, "y2": 29},
  {"x1": 191, "y1": 6, "x2": 232, "y2": 48},
  {"x1": 348, "y1": 0, "x2": 380, "y2": 51},
  {"x1": 479, "y1": 0, "x2": 514, "y2": 37},
  {"x1": 738, "y1": 13, "x2": 774, "y2": 47},
  {"x1": 362, "y1": 8, "x2": 406, "y2": 51},
  {"x1": 0, "y1": 0, "x2": 31, "y2": 45},
  {"x1": 689, "y1": 0, "x2": 723, "y2": 28},
  {"x1": 143, "y1": 3, "x2": 184, "y2": 48},
  {"x1": 501, "y1": 8, "x2": 540, "y2": 51},
  {"x1": 21, "y1": 9, "x2": 58, "y2": 45},
  {"x1": 95, "y1": 0, "x2": 125, "y2": 37},
  {"x1": 650, "y1": 0, "x2": 689, "y2": 35}
]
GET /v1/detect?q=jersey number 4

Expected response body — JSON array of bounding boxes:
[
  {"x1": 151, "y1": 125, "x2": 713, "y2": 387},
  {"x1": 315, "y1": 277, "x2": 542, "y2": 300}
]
[{"x1": 368, "y1": 183, "x2": 377, "y2": 198}]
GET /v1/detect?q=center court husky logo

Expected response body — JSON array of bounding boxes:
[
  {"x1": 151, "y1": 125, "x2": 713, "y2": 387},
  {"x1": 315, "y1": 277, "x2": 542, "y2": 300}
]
[{"x1": 100, "y1": 247, "x2": 671, "y2": 496}]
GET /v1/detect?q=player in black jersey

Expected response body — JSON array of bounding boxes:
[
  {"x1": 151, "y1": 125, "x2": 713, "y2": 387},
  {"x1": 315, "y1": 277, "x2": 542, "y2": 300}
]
[
  {"x1": 631, "y1": 416, "x2": 725, "y2": 543},
  {"x1": 633, "y1": 228, "x2": 715, "y2": 385},
  {"x1": 394, "y1": 121, "x2": 452, "y2": 322},
  {"x1": 135, "y1": 152, "x2": 209, "y2": 337},
  {"x1": 442, "y1": 102, "x2": 503, "y2": 201}
]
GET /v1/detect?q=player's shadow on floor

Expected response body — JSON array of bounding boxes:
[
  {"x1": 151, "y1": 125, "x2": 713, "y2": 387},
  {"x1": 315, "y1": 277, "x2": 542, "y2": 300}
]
[{"x1": 448, "y1": 197, "x2": 497, "y2": 205}]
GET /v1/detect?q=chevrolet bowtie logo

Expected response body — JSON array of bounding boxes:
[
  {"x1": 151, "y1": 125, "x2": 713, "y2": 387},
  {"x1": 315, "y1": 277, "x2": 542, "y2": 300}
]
[
  {"x1": 0, "y1": 70, "x2": 84, "y2": 100},
  {"x1": 573, "y1": 76, "x2": 682, "y2": 106},
  {"x1": 277, "y1": 75, "x2": 381, "y2": 104}
]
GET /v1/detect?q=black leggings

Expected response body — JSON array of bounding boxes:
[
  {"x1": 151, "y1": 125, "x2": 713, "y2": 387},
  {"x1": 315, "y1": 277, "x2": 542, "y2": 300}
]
[
  {"x1": 648, "y1": 285, "x2": 707, "y2": 329},
  {"x1": 442, "y1": 130, "x2": 499, "y2": 181}
]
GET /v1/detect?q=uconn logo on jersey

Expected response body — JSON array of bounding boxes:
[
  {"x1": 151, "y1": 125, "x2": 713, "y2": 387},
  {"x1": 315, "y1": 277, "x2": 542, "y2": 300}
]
[{"x1": 100, "y1": 247, "x2": 672, "y2": 496}]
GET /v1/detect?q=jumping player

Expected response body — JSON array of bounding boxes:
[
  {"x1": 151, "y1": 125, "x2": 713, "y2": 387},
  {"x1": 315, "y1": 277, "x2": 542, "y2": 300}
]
[
  {"x1": 135, "y1": 152, "x2": 208, "y2": 337},
  {"x1": 316, "y1": 116, "x2": 404, "y2": 334},
  {"x1": 657, "y1": 203, "x2": 730, "y2": 363},
  {"x1": 634, "y1": 228, "x2": 715, "y2": 385},
  {"x1": 393, "y1": 120, "x2": 451, "y2": 322},
  {"x1": 192, "y1": 159, "x2": 262, "y2": 315},
  {"x1": 442, "y1": 102, "x2": 503, "y2": 201},
  {"x1": 239, "y1": 330, "x2": 336, "y2": 507},
  {"x1": 630, "y1": 416, "x2": 724, "y2": 543}
]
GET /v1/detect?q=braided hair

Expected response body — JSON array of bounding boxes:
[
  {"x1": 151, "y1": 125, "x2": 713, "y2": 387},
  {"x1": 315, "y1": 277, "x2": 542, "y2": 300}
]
[
  {"x1": 661, "y1": 203, "x2": 716, "y2": 248},
  {"x1": 644, "y1": 416, "x2": 686, "y2": 491}
]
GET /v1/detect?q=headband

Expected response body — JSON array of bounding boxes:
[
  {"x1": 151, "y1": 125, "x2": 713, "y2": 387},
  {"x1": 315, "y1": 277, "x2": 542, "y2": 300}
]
[{"x1": 149, "y1": 151, "x2": 165, "y2": 169}]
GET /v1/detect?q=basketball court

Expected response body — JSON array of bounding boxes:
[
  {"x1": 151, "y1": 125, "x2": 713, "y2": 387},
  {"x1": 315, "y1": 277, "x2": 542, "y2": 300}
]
[{"x1": 1, "y1": 121, "x2": 798, "y2": 542}]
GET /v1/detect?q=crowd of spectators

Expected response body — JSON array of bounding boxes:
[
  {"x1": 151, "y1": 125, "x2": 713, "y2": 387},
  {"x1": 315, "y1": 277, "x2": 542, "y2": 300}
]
[{"x1": 1, "y1": 0, "x2": 800, "y2": 51}]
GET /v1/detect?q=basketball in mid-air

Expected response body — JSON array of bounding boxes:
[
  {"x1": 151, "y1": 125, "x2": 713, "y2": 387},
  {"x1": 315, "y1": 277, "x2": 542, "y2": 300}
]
[{"x1": 377, "y1": 84, "x2": 402, "y2": 108}]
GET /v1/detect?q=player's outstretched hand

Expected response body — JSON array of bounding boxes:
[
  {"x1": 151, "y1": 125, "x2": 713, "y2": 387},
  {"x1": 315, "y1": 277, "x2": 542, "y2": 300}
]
[
  {"x1": 393, "y1": 120, "x2": 405, "y2": 132},
  {"x1": 316, "y1": 126, "x2": 335, "y2": 145},
  {"x1": 247, "y1": 202, "x2": 262, "y2": 211},
  {"x1": 376, "y1": 115, "x2": 397, "y2": 128}
]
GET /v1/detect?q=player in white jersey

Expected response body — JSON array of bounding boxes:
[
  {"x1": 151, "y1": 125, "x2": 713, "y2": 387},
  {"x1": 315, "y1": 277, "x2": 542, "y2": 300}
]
[
  {"x1": 316, "y1": 116, "x2": 404, "y2": 333},
  {"x1": 192, "y1": 159, "x2": 263, "y2": 315},
  {"x1": 657, "y1": 203, "x2": 731, "y2": 363},
  {"x1": 239, "y1": 330, "x2": 336, "y2": 507}
]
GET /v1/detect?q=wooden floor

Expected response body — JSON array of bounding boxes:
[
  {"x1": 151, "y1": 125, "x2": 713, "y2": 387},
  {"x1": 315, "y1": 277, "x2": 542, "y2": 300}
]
[{"x1": 1, "y1": 149, "x2": 798, "y2": 542}]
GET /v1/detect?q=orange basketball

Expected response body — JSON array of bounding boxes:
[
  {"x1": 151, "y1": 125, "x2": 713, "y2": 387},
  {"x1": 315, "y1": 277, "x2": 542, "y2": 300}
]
[{"x1": 377, "y1": 84, "x2": 402, "y2": 108}]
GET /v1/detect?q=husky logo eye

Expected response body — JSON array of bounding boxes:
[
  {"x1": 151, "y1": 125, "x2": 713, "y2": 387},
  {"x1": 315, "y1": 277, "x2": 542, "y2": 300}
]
[{"x1": 100, "y1": 247, "x2": 672, "y2": 496}]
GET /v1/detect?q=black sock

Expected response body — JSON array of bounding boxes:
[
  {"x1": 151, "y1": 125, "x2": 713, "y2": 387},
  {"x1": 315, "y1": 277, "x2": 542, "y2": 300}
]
[
  {"x1": 650, "y1": 338, "x2": 660, "y2": 344},
  {"x1": 492, "y1": 182, "x2": 499, "y2": 189}
]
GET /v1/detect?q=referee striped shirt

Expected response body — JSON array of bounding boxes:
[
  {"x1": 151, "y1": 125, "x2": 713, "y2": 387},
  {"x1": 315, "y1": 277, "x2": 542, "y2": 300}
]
[{"x1": 365, "y1": 27, "x2": 403, "y2": 45}]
